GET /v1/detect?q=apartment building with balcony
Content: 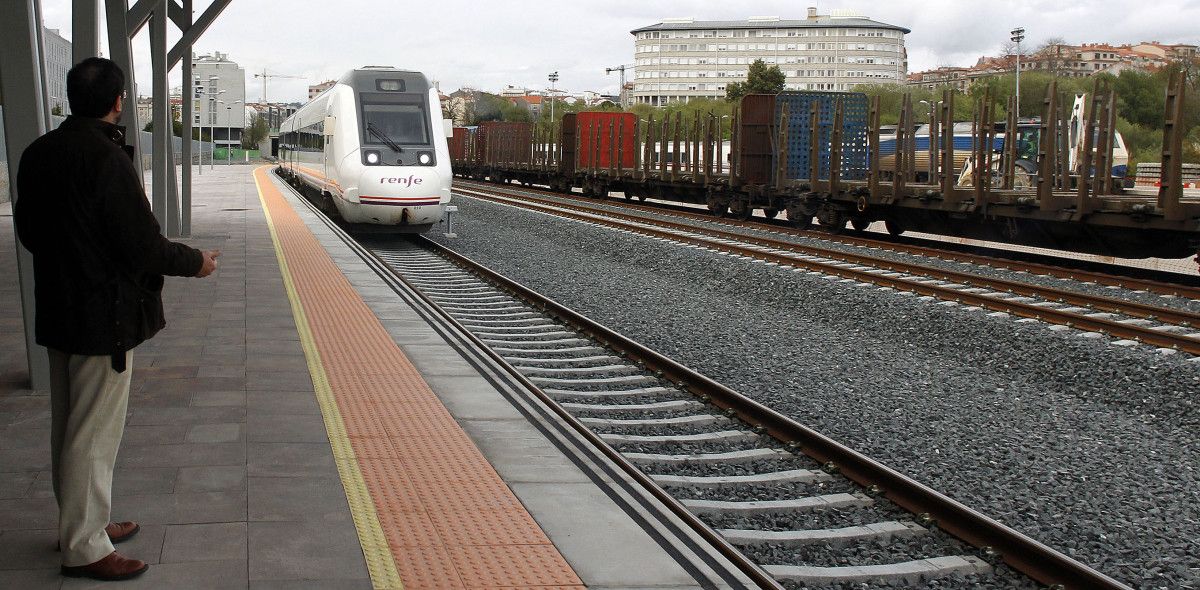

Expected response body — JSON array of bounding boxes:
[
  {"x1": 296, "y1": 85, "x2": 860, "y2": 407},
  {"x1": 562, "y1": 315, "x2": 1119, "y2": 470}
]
[{"x1": 630, "y1": 7, "x2": 909, "y2": 106}]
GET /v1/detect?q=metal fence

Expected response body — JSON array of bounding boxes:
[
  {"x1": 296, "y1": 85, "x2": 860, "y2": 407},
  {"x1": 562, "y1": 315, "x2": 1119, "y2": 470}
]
[{"x1": 0, "y1": 106, "x2": 214, "y2": 203}]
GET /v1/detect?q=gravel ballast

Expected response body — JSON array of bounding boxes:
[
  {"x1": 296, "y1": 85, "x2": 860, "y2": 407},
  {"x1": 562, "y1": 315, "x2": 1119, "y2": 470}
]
[{"x1": 420, "y1": 193, "x2": 1200, "y2": 589}]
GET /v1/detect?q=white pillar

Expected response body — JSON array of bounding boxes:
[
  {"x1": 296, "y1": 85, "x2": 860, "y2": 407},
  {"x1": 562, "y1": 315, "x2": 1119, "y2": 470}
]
[{"x1": 0, "y1": 0, "x2": 52, "y2": 391}]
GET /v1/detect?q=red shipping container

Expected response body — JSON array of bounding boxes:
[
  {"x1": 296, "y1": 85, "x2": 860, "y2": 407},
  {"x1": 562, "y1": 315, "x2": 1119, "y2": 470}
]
[
  {"x1": 449, "y1": 127, "x2": 469, "y2": 165},
  {"x1": 575, "y1": 112, "x2": 637, "y2": 170},
  {"x1": 478, "y1": 121, "x2": 533, "y2": 167}
]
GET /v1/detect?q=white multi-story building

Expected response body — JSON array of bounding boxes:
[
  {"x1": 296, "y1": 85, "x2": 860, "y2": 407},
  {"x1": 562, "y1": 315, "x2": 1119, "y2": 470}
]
[
  {"x1": 308, "y1": 80, "x2": 336, "y2": 101},
  {"x1": 44, "y1": 27, "x2": 72, "y2": 115},
  {"x1": 191, "y1": 51, "x2": 246, "y2": 147},
  {"x1": 630, "y1": 7, "x2": 909, "y2": 105}
]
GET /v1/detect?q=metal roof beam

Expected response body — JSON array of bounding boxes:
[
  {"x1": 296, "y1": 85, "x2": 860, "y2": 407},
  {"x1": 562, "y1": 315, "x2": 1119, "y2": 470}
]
[{"x1": 168, "y1": 0, "x2": 230, "y2": 69}]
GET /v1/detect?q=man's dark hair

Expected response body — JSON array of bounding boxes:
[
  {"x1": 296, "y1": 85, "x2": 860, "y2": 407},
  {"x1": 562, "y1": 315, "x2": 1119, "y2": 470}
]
[{"x1": 67, "y1": 57, "x2": 125, "y2": 118}]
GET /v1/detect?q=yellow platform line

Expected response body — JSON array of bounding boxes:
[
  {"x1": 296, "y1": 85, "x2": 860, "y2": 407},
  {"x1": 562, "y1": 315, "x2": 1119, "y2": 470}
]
[{"x1": 253, "y1": 166, "x2": 403, "y2": 589}]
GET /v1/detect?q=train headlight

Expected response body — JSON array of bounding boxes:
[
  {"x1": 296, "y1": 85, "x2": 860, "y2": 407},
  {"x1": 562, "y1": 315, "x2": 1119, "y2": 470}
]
[
  {"x1": 365, "y1": 150, "x2": 381, "y2": 165},
  {"x1": 418, "y1": 151, "x2": 433, "y2": 166}
]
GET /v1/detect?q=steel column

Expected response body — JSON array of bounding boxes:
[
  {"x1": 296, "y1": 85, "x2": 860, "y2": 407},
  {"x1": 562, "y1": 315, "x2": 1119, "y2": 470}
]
[
  {"x1": 181, "y1": 0, "x2": 193, "y2": 235},
  {"x1": 0, "y1": 0, "x2": 52, "y2": 390},
  {"x1": 72, "y1": 0, "x2": 100, "y2": 64},
  {"x1": 104, "y1": 0, "x2": 143, "y2": 180},
  {"x1": 150, "y1": 0, "x2": 169, "y2": 231}
]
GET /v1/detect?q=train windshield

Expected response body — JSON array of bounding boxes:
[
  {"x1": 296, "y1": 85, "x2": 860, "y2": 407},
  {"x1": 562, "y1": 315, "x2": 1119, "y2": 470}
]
[{"x1": 361, "y1": 101, "x2": 429, "y2": 146}]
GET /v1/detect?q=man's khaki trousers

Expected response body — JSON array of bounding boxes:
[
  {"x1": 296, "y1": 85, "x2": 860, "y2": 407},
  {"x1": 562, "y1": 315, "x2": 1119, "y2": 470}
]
[{"x1": 47, "y1": 349, "x2": 133, "y2": 567}]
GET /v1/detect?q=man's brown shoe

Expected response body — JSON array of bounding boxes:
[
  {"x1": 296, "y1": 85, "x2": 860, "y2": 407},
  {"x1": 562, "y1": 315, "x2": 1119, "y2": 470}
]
[
  {"x1": 61, "y1": 551, "x2": 149, "y2": 581},
  {"x1": 105, "y1": 521, "x2": 140, "y2": 544}
]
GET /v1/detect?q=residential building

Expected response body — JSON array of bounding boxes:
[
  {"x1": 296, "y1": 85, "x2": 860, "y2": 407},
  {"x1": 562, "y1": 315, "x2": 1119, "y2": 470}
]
[
  {"x1": 191, "y1": 51, "x2": 247, "y2": 147},
  {"x1": 308, "y1": 80, "x2": 336, "y2": 101},
  {"x1": 508, "y1": 94, "x2": 543, "y2": 118},
  {"x1": 630, "y1": 7, "x2": 909, "y2": 105},
  {"x1": 908, "y1": 40, "x2": 1199, "y2": 90},
  {"x1": 44, "y1": 27, "x2": 72, "y2": 115}
]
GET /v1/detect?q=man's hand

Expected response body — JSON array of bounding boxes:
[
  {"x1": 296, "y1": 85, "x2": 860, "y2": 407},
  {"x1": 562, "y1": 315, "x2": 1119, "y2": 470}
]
[{"x1": 196, "y1": 249, "x2": 220, "y2": 278}]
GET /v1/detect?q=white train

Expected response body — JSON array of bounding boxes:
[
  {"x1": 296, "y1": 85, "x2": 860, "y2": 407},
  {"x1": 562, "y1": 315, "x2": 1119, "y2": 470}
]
[{"x1": 278, "y1": 67, "x2": 451, "y2": 232}]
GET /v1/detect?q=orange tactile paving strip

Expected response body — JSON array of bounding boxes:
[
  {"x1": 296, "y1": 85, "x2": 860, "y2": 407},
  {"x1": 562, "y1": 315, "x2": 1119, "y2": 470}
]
[{"x1": 253, "y1": 167, "x2": 585, "y2": 589}]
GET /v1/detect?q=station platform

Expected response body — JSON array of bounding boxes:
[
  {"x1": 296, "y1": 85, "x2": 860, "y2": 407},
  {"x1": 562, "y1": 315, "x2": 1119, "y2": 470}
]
[{"x1": 0, "y1": 165, "x2": 748, "y2": 589}]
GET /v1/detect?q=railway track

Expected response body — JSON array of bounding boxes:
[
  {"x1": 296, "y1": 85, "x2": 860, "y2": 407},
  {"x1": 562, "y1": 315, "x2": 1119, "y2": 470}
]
[
  {"x1": 355, "y1": 235, "x2": 1130, "y2": 589},
  {"x1": 455, "y1": 178, "x2": 1200, "y2": 301},
  {"x1": 452, "y1": 183, "x2": 1200, "y2": 356}
]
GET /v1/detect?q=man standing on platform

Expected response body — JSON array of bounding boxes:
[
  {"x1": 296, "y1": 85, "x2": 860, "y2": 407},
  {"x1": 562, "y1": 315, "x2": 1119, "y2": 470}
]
[{"x1": 14, "y1": 57, "x2": 220, "y2": 582}]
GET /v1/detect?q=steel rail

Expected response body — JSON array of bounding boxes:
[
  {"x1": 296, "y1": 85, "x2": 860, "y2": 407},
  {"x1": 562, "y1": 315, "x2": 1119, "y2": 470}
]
[
  {"x1": 457, "y1": 179, "x2": 1200, "y2": 300},
  {"x1": 416, "y1": 235, "x2": 1131, "y2": 590},
  {"x1": 457, "y1": 186, "x2": 1200, "y2": 355},
  {"x1": 384, "y1": 239, "x2": 784, "y2": 590}
]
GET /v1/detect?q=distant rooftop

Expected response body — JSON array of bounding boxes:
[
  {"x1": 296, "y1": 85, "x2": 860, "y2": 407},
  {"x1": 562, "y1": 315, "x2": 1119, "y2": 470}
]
[{"x1": 631, "y1": 11, "x2": 910, "y2": 35}]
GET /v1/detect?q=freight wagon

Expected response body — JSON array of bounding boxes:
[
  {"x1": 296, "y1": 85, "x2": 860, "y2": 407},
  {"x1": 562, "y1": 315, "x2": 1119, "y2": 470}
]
[{"x1": 451, "y1": 77, "x2": 1199, "y2": 261}]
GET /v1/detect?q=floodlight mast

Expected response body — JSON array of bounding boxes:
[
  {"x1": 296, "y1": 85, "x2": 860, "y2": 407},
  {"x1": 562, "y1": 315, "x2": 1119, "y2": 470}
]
[{"x1": 1011, "y1": 27, "x2": 1025, "y2": 121}]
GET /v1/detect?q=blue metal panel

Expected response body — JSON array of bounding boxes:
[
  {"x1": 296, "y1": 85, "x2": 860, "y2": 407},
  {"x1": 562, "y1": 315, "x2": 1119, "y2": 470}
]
[{"x1": 774, "y1": 91, "x2": 869, "y2": 181}]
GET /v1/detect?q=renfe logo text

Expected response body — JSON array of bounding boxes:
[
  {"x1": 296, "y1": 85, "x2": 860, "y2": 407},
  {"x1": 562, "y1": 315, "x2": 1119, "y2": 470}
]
[{"x1": 380, "y1": 175, "x2": 423, "y2": 187}]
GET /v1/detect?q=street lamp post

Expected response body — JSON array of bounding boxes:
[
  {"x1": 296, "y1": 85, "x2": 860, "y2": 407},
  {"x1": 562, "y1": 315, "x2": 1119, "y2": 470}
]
[
  {"x1": 213, "y1": 99, "x2": 224, "y2": 170},
  {"x1": 1011, "y1": 27, "x2": 1025, "y2": 121},
  {"x1": 548, "y1": 71, "x2": 559, "y2": 124},
  {"x1": 226, "y1": 100, "x2": 244, "y2": 164}
]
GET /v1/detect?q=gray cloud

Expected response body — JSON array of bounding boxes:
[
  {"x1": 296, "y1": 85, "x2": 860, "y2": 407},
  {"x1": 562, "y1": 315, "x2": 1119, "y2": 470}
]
[{"x1": 39, "y1": 0, "x2": 1200, "y2": 104}]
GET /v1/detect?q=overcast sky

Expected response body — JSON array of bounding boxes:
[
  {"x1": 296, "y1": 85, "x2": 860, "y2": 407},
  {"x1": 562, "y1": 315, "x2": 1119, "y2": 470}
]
[{"x1": 38, "y1": 0, "x2": 1200, "y2": 104}]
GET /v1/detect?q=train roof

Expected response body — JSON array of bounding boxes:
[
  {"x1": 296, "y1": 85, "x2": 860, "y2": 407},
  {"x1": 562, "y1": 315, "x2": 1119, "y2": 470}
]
[{"x1": 336, "y1": 68, "x2": 431, "y2": 93}]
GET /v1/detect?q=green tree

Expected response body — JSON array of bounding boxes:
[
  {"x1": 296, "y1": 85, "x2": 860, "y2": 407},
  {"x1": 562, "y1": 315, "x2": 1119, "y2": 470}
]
[
  {"x1": 143, "y1": 119, "x2": 184, "y2": 137},
  {"x1": 725, "y1": 59, "x2": 785, "y2": 101},
  {"x1": 242, "y1": 115, "x2": 269, "y2": 149}
]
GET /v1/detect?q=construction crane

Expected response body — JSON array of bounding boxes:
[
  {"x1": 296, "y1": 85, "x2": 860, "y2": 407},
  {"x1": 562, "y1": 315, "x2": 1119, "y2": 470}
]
[
  {"x1": 253, "y1": 69, "x2": 303, "y2": 102},
  {"x1": 605, "y1": 64, "x2": 634, "y2": 107}
]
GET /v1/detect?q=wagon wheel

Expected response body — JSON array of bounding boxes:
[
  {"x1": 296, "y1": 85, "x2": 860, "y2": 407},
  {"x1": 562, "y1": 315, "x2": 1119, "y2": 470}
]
[
  {"x1": 786, "y1": 204, "x2": 812, "y2": 229},
  {"x1": 819, "y1": 209, "x2": 846, "y2": 234},
  {"x1": 850, "y1": 218, "x2": 870, "y2": 233},
  {"x1": 763, "y1": 208, "x2": 780, "y2": 219},
  {"x1": 729, "y1": 200, "x2": 752, "y2": 221},
  {"x1": 623, "y1": 191, "x2": 634, "y2": 201},
  {"x1": 885, "y1": 220, "x2": 905, "y2": 236},
  {"x1": 708, "y1": 202, "x2": 729, "y2": 217}
]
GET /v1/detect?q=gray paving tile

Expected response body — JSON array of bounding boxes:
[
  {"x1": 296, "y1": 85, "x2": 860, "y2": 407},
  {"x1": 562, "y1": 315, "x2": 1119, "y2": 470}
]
[
  {"x1": 127, "y1": 406, "x2": 245, "y2": 426},
  {"x1": 248, "y1": 476, "x2": 349, "y2": 522},
  {"x1": 246, "y1": 391, "x2": 320, "y2": 416},
  {"x1": 510, "y1": 482, "x2": 700, "y2": 587},
  {"x1": 396, "y1": 343, "x2": 477, "y2": 377},
  {"x1": 161, "y1": 522, "x2": 246, "y2": 563},
  {"x1": 111, "y1": 490, "x2": 246, "y2": 525},
  {"x1": 459, "y1": 420, "x2": 594, "y2": 485},
  {"x1": 246, "y1": 443, "x2": 334, "y2": 478},
  {"x1": 249, "y1": 579, "x2": 372, "y2": 590},
  {"x1": 112, "y1": 467, "x2": 178, "y2": 496},
  {"x1": 190, "y1": 390, "x2": 247, "y2": 407},
  {"x1": 0, "y1": 424, "x2": 48, "y2": 449},
  {"x1": 174, "y1": 465, "x2": 247, "y2": 493},
  {"x1": 116, "y1": 442, "x2": 245, "y2": 468},
  {"x1": 0, "y1": 568, "x2": 61, "y2": 589},
  {"x1": 0, "y1": 528, "x2": 59, "y2": 569},
  {"x1": 185, "y1": 423, "x2": 244, "y2": 444},
  {"x1": 245, "y1": 413, "x2": 328, "y2": 443},
  {"x1": 245, "y1": 371, "x2": 313, "y2": 392},
  {"x1": 248, "y1": 520, "x2": 368, "y2": 581},
  {"x1": 0, "y1": 471, "x2": 35, "y2": 499},
  {"x1": 0, "y1": 497, "x2": 58, "y2": 528},
  {"x1": 122, "y1": 424, "x2": 188, "y2": 446},
  {"x1": 421, "y1": 374, "x2": 526, "y2": 420}
]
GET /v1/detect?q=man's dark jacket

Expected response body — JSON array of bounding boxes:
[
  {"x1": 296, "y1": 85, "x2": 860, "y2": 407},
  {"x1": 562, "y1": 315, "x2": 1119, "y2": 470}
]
[{"x1": 14, "y1": 116, "x2": 203, "y2": 357}]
